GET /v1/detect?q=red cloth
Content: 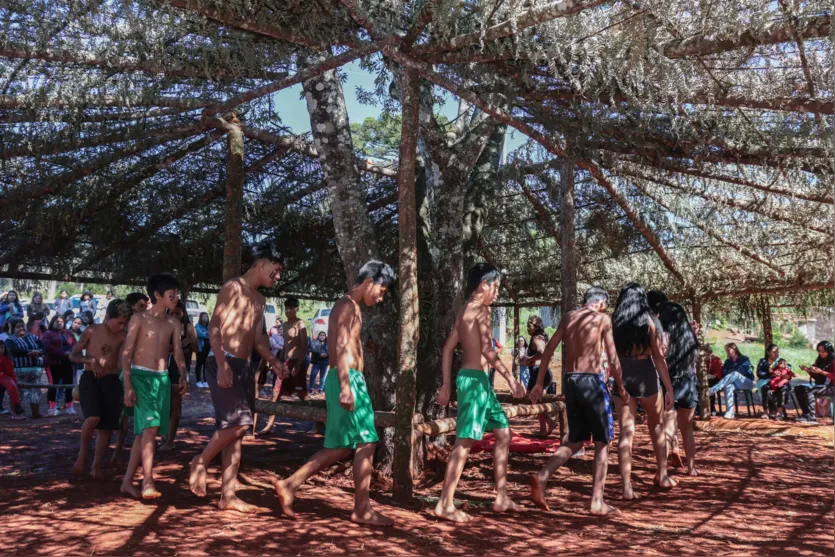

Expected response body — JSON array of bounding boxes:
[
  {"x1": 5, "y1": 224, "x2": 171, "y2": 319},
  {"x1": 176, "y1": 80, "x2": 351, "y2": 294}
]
[
  {"x1": 825, "y1": 360, "x2": 835, "y2": 383},
  {"x1": 708, "y1": 355, "x2": 724, "y2": 380},
  {"x1": 471, "y1": 433, "x2": 562, "y2": 454},
  {"x1": 0, "y1": 354, "x2": 14, "y2": 378},
  {"x1": 0, "y1": 374, "x2": 20, "y2": 406},
  {"x1": 769, "y1": 368, "x2": 795, "y2": 389},
  {"x1": 276, "y1": 358, "x2": 308, "y2": 400}
]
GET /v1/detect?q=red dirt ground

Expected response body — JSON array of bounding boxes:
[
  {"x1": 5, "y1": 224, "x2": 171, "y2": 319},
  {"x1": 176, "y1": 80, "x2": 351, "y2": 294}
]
[{"x1": 1, "y1": 386, "x2": 833, "y2": 556}]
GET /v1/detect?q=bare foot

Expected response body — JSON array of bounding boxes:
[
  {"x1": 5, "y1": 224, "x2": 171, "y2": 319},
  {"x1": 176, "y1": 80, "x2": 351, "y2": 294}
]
[
  {"x1": 530, "y1": 474, "x2": 550, "y2": 511},
  {"x1": 120, "y1": 482, "x2": 141, "y2": 499},
  {"x1": 141, "y1": 479, "x2": 161, "y2": 499},
  {"x1": 189, "y1": 456, "x2": 207, "y2": 497},
  {"x1": 274, "y1": 479, "x2": 296, "y2": 519},
  {"x1": 493, "y1": 497, "x2": 523, "y2": 513},
  {"x1": 622, "y1": 486, "x2": 640, "y2": 500},
  {"x1": 687, "y1": 467, "x2": 700, "y2": 477},
  {"x1": 90, "y1": 469, "x2": 106, "y2": 481},
  {"x1": 350, "y1": 508, "x2": 394, "y2": 527},
  {"x1": 669, "y1": 451, "x2": 684, "y2": 469},
  {"x1": 158, "y1": 441, "x2": 176, "y2": 453},
  {"x1": 71, "y1": 460, "x2": 85, "y2": 476},
  {"x1": 243, "y1": 434, "x2": 255, "y2": 442},
  {"x1": 433, "y1": 503, "x2": 472, "y2": 523},
  {"x1": 654, "y1": 472, "x2": 678, "y2": 490},
  {"x1": 590, "y1": 501, "x2": 620, "y2": 516},
  {"x1": 218, "y1": 495, "x2": 259, "y2": 514}
]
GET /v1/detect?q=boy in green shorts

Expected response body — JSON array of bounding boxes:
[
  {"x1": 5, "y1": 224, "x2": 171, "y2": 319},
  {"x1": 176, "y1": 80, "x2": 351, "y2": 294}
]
[
  {"x1": 434, "y1": 263, "x2": 526, "y2": 523},
  {"x1": 112, "y1": 292, "x2": 149, "y2": 464},
  {"x1": 274, "y1": 260, "x2": 395, "y2": 526},
  {"x1": 120, "y1": 275, "x2": 187, "y2": 499}
]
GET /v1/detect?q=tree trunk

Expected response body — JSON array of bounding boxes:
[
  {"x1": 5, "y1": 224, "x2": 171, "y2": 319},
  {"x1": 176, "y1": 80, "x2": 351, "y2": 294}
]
[
  {"x1": 222, "y1": 123, "x2": 244, "y2": 282},
  {"x1": 693, "y1": 298, "x2": 710, "y2": 420},
  {"x1": 559, "y1": 158, "x2": 576, "y2": 393},
  {"x1": 392, "y1": 69, "x2": 420, "y2": 502},
  {"x1": 760, "y1": 296, "x2": 773, "y2": 346}
]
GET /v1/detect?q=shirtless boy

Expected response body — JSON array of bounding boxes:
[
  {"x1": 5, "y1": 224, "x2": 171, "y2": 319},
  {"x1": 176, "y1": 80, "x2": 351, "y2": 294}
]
[
  {"x1": 274, "y1": 260, "x2": 395, "y2": 526},
  {"x1": 70, "y1": 299, "x2": 133, "y2": 479},
  {"x1": 120, "y1": 275, "x2": 188, "y2": 499},
  {"x1": 113, "y1": 292, "x2": 150, "y2": 463},
  {"x1": 434, "y1": 263, "x2": 527, "y2": 523},
  {"x1": 189, "y1": 241, "x2": 287, "y2": 513},
  {"x1": 529, "y1": 286, "x2": 628, "y2": 516}
]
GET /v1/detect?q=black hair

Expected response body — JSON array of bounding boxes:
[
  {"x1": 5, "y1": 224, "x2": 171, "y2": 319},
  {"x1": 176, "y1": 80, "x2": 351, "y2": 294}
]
[
  {"x1": 81, "y1": 291, "x2": 93, "y2": 301},
  {"x1": 764, "y1": 343, "x2": 778, "y2": 358},
  {"x1": 612, "y1": 283, "x2": 654, "y2": 356},
  {"x1": 8, "y1": 318, "x2": 25, "y2": 333},
  {"x1": 81, "y1": 310, "x2": 94, "y2": 323},
  {"x1": 106, "y1": 299, "x2": 133, "y2": 320},
  {"x1": 48, "y1": 313, "x2": 65, "y2": 330},
  {"x1": 356, "y1": 260, "x2": 396, "y2": 286},
  {"x1": 659, "y1": 302, "x2": 699, "y2": 379},
  {"x1": 647, "y1": 290, "x2": 669, "y2": 314},
  {"x1": 466, "y1": 263, "x2": 501, "y2": 297},
  {"x1": 198, "y1": 312, "x2": 209, "y2": 324},
  {"x1": 4, "y1": 290, "x2": 21, "y2": 310},
  {"x1": 284, "y1": 297, "x2": 300, "y2": 309},
  {"x1": 815, "y1": 340, "x2": 834, "y2": 369},
  {"x1": 62, "y1": 310, "x2": 75, "y2": 322},
  {"x1": 250, "y1": 240, "x2": 284, "y2": 266},
  {"x1": 169, "y1": 299, "x2": 190, "y2": 326},
  {"x1": 583, "y1": 286, "x2": 609, "y2": 305},
  {"x1": 146, "y1": 274, "x2": 180, "y2": 304},
  {"x1": 125, "y1": 292, "x2": 149, "y2": 307}
]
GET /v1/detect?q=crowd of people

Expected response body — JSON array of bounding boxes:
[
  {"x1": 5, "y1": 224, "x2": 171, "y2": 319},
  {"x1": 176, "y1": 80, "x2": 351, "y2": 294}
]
[{"x1": 0, "y1": 251, "x2": 832, "y2": 526}]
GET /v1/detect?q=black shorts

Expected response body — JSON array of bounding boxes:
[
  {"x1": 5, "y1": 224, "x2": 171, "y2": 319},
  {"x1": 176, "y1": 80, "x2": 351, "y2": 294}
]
[
  {"x1": 671, "y1": 373, "x2": 698, "y2": 410},
  {"x1": 527, "y1": 367, "x2": 553, "y2": 393},
  {"x1": 565, "y1": 373, "x2": 613, "y2": 444},
  {"x1": 167, "y1": 350, "x2": 192, "y2": 385},
  {"x1": 614, "y1": 358, "x2": 660, "y2": 399},
  {"x1": 79, "y1": 371, "x2": 123, "y2": 430},
  {"x1": 206, "y1": 354, "x2": 256, "y2": 430}
]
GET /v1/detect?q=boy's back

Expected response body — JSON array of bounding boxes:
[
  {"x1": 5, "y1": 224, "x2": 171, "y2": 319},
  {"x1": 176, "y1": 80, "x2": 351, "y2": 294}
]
[
  {"x1": 561, "y1": 307, "x2": 610, "y2": 373},
  {"x1": 456, "y1": 302, "x2": 491, "y2": 372},
  {"x1": 128, "y1": 311, "x2": 180, "y2": 370}
]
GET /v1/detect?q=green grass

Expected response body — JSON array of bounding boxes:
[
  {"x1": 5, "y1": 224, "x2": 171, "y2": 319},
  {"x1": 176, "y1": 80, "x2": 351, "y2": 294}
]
[{"x1": 705, "y1": 332, "x2": 817, "y2": 379}]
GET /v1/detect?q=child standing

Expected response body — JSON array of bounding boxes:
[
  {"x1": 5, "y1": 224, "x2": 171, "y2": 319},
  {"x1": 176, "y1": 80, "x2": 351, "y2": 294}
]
[
  {"x1": 0, "y1": 342, "x2": 26, "y2": 419},
  {"x1": 768, "y1": 359, "x2": 795, "y2": 421},
  {"x1": 120, "y1": 275, "x2": 188, "y2": 499}
]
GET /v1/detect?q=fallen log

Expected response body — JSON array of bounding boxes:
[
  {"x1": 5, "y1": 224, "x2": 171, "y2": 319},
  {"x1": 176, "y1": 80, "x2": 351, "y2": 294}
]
[
  {"x1": 495, "y1": 393, "x2": 565, "y2": 404},
  {"x1": 417, "y1": 402, "x2": 566, "y2": 436},
  {"x1": 16, "y1": 383, "x2": 76, "y2": 389}
]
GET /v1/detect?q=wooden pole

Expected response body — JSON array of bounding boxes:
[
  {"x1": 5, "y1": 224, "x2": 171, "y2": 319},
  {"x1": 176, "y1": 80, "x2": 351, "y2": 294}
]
[
  {"x1": 513, "y1": 305, "x2": 520, "y2": 381},
  {"x1": 559, "y1": 158, "x2": 576, "y2": 394},
  {"x1": 761, "y1": 296, "x2": 774, "y2": 346},
  {"x1": 392, "y1": 68, "x2": 421, "y2": 503},
  {"x1": 222, "y1": 117, "x2": 244, "y2": 282}
]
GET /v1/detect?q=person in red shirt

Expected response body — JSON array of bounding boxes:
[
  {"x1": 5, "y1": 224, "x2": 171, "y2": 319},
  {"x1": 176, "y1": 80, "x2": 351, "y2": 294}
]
[
  {"x1": 0, "y1": 342, "x2": 26, "y2": 419},
  {"x1": 768, "y1": 359, "x2": 795, "y2": 421},
  {"x1": 705, "y1": 345, "x2": 724, "y2": 415}
]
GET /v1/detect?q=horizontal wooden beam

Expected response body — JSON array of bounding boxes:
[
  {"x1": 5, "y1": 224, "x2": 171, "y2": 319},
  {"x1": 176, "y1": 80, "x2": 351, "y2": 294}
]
[{"x1": 701, "y1": 280, "x2": 834, "y2": 300}]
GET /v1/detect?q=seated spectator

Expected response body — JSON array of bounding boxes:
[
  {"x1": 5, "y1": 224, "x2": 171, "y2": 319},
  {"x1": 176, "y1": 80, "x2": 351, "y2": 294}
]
[
  {"x1": 41, "y1": 315, "x2": 77, "y2": 416},
  {"x1": 756, "y1": 344, "x2": 781, "y2": 419},
  {"x1": 0, "y1": 342, "x2": 26, "y2": 419},
  {"x1": 0, "y1": 290, "x2": 24, "y2": 329},
  {"x1": 795, "y1": 341, "x2": 835, "y2": 423},
  {"x1": 768, "y1": 359, "x2": 795, "y2": 421},
  {"x1": 307, "y1": 332, "x2": 329, "y2": 395},
  {"x1": 705, "y1": 345, "x2": 724, "y2": 414},
  {"x1": 708, "y1": 343, "x2": 755, "y2": 419},
  {"x1": 55, "y1": 290, "x2": 73, "y2": 316},
  {"x1": 26, "y1": 291, "x2": 49, "y2": 328},
  {"x1": 4, "y1": 319, "x2": 45, "y2": 418}
]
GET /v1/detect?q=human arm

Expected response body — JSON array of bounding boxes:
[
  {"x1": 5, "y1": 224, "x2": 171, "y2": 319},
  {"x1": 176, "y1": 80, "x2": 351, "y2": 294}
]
[
  {"x1": 602, "y1": 316, "x2": 629, "y2": 402},
  {"x1": 649, "y1": 321, "x2": 674, "y2": 411},
  {"x1": 196, "y1": 324, "x2": 210, "y2": 340},
  {"x1": 756, "y1": 359, "x2": 773, "y2": 379},
  {"x1": 172, "y1": 321, "x2": 189, "y2": 396},
  {"x1": 529, "y1": 323, "x2": 564, "y2": 403},
  {"x1": 26, "y1": 304, "x2": 36, "y2": 319},
  {"x1": 478, "y1": 307, "x2": 525, "y2": 399},
  {"x1": 121, "y1": 316, "x2": 141, "y2": 406},
  {"x1": 436, "y1": 326, "x2": 459, "y2": 407},
  {"x1": 186, "y1": 324, "x2": 198, "y2": 353},
  {"x1": 68, "y1": 328, "x2": 104, "y2": 375},
  {"x1": 254, "y1": 327, "x2": 286, "y2": 378},
  {"x1": 208, "y1": 284, "x2": 234, "y2": 388}
]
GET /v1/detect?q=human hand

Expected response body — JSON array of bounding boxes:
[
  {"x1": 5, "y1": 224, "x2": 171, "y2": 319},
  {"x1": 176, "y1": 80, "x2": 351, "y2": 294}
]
[
  {"x1": 217, "y1": 359, "x2": 233, "y2": 388},
  {"x1": 436, "y1": 384, "x2": 451, "y2": 407},
  {"x1": 664, "y1": 390, "x2": 674, "y2": 411},
  {"x1": 124, "y1": 387, "x2": 136, "y2": 407},
  {"x1": 529, "y1": 384, "x2": 544, "y2": 404},
  {"x1": 511, "y1": 381, "x2": 526, "y2": 400},
  {"x1": 90, "y1": 359, "x2": 106, "y2": 378},
  {"x1": 179, "y1": 376, "x2": 188, "y2": 396},
  {"x1": 339, "y1": 385, "x2": 355, "y2": 411}
]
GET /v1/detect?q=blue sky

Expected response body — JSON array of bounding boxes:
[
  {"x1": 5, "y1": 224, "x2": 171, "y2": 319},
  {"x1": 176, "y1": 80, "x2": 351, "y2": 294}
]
[{"x1": 271, "y1": 60, "x2": 528, "y2": 158}]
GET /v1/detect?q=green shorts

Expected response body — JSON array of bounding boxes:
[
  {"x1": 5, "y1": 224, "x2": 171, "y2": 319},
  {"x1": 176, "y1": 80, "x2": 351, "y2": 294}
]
[
  {"x1": 456, "y1": 369, "x2": 509, "y2": 440},
  {"x1": 324, "y1": 368, "x2": 379, "y2": 449},
  {"x1": 119, "y1": 372, "x2": 133, "y2": 417},
  {"x1": 128, "y1": 367, "x2": 170, "y2": 436}
]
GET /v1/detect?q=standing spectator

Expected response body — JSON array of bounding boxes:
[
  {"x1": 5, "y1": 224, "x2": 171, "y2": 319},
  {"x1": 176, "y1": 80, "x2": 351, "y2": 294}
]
[
  {"x1": 4, "y1": 319, "x2": 45, "y2": 418},
  {"x1": 0, "y1": 290, "x2": 24, "y2": 328},
  {"x1": 307, "y1": 332, "x2": 329, "y2": 395},
  {"x1": 269, "y1": 317, "x2": 283, "y2": 337},
  {"x1": 159, "y1": 300, "x2": 197, "y2": 452},
  {"x1": 79, "y1": 292, "x2": 98, "y2": 317},
  {"x1": 522, "y1": 315, "x2": 558, "y2": 437},
  {"x1": 80, "y1": 311, "x2": 94, "y2": 332},
  {"x1": 270, "y1": 326, "x2": 285, "y2": 359},
  {"x1": 55, "y1": 290, "x2": 73, "y2": 316},
  {"x1": 68, "y1": 316, "x2": 84, "y2": 342},
  {"x1": 41, "y1": 314, "x2": 77, "y2": 416},
  {"x1": 0, "y1": 342, "x2": 26, "y2": 419},
  {"x1": 512, "y1": 337, "x2": 529, "y2": 387},
  {"x1": 795, "y1": 341, "x2": 835, "y2": 423},
  {"x1": 26, "y1": 292, "x2": 49, "y2": 328},
  {"x1": 194, "y1": 312, "x2": 210, "y2": 389},
  {"x1": 704, "y1": 345, "x2": 724, "y2": 415},
  {"x1": 756, "y1": 344, "x2": 781, "y2": 419},
  {"x1": 708, "y1": 343, "x2": 755, "y2": 419}
]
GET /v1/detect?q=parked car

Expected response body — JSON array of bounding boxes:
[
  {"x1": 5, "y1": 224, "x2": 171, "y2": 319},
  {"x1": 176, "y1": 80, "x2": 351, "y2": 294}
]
[
  {"x1": 185, "y1": 299, "x2": 208, "y2": 324},
  {"x1": 310, "y1": 307, "x2": 331, "y2": 338},
  {"x1": 264, "y1": 302, "x2": 280, "y2": 332}
]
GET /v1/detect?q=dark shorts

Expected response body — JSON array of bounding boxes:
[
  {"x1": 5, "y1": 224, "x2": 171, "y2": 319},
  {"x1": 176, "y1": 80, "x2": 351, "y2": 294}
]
[
  {"x1": 167, "y1": 350, "x2": 192, "y2": 386},
  {"x1": 526, "y1": 367, "x2": 553, "y2": 393},
  {"x1": 614, "y1": 358, "x2": 660, "y2": 399},
  {"x1": 79, "y1": 371, "x2": 124, "y2": 430},
  {"x1": 565, "y1": 373, "x2": 614, "y2": 443},
  {"x1": 206, "y1": 354, "x2": 256, "y2": 430},
  {"x1": 671, "y1": 373, "x2": 698, "y2": 410}
]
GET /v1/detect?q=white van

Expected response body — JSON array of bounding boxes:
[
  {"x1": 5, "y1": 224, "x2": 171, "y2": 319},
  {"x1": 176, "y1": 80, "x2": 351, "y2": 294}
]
[
  {"x1": 186, "y1": 299, "x2": 208, "y2": 324},
  {"x1": 264, "y1": 302, "x2": 280, "y2": 332}
]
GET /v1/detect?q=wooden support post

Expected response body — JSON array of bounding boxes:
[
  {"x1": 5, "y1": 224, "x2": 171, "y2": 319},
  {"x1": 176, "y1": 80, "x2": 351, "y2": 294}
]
[
  {"x1": 512, "y1": 305, "x2": 520, "y2": 381},
  {"x1": 693, "y1": 298, "x2": 710, "y2": 420},
  {"x1": 392, "y1": 68, "x2": 421, "y2": 503},
  {"x1": 222, "y1": 117, "x2": 244, "y2": 282},
  {"x1": 760, "y1": 296, "x2": 773, "y2": 346},
  {"x1": 559, "y1": 158, "x2": 576, "y2": 395}
]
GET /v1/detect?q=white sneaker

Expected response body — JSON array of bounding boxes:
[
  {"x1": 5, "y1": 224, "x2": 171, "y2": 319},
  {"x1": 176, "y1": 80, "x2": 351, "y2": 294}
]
[
  {"x1": 723, "y1": 412, "x2": 736, "y2": 420},
  {"x1": 203, "y1": 382, "x2": 210, "y2": 388},
  {"x1": 65, "y1": 406, "x2": 76, "y2": 416},
  {"x1": 46, "y1": 408, "x2": 57, "y2": 417},
  {"x1": 571, "y1": 447, "x2": 586, "y2": 458}
]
